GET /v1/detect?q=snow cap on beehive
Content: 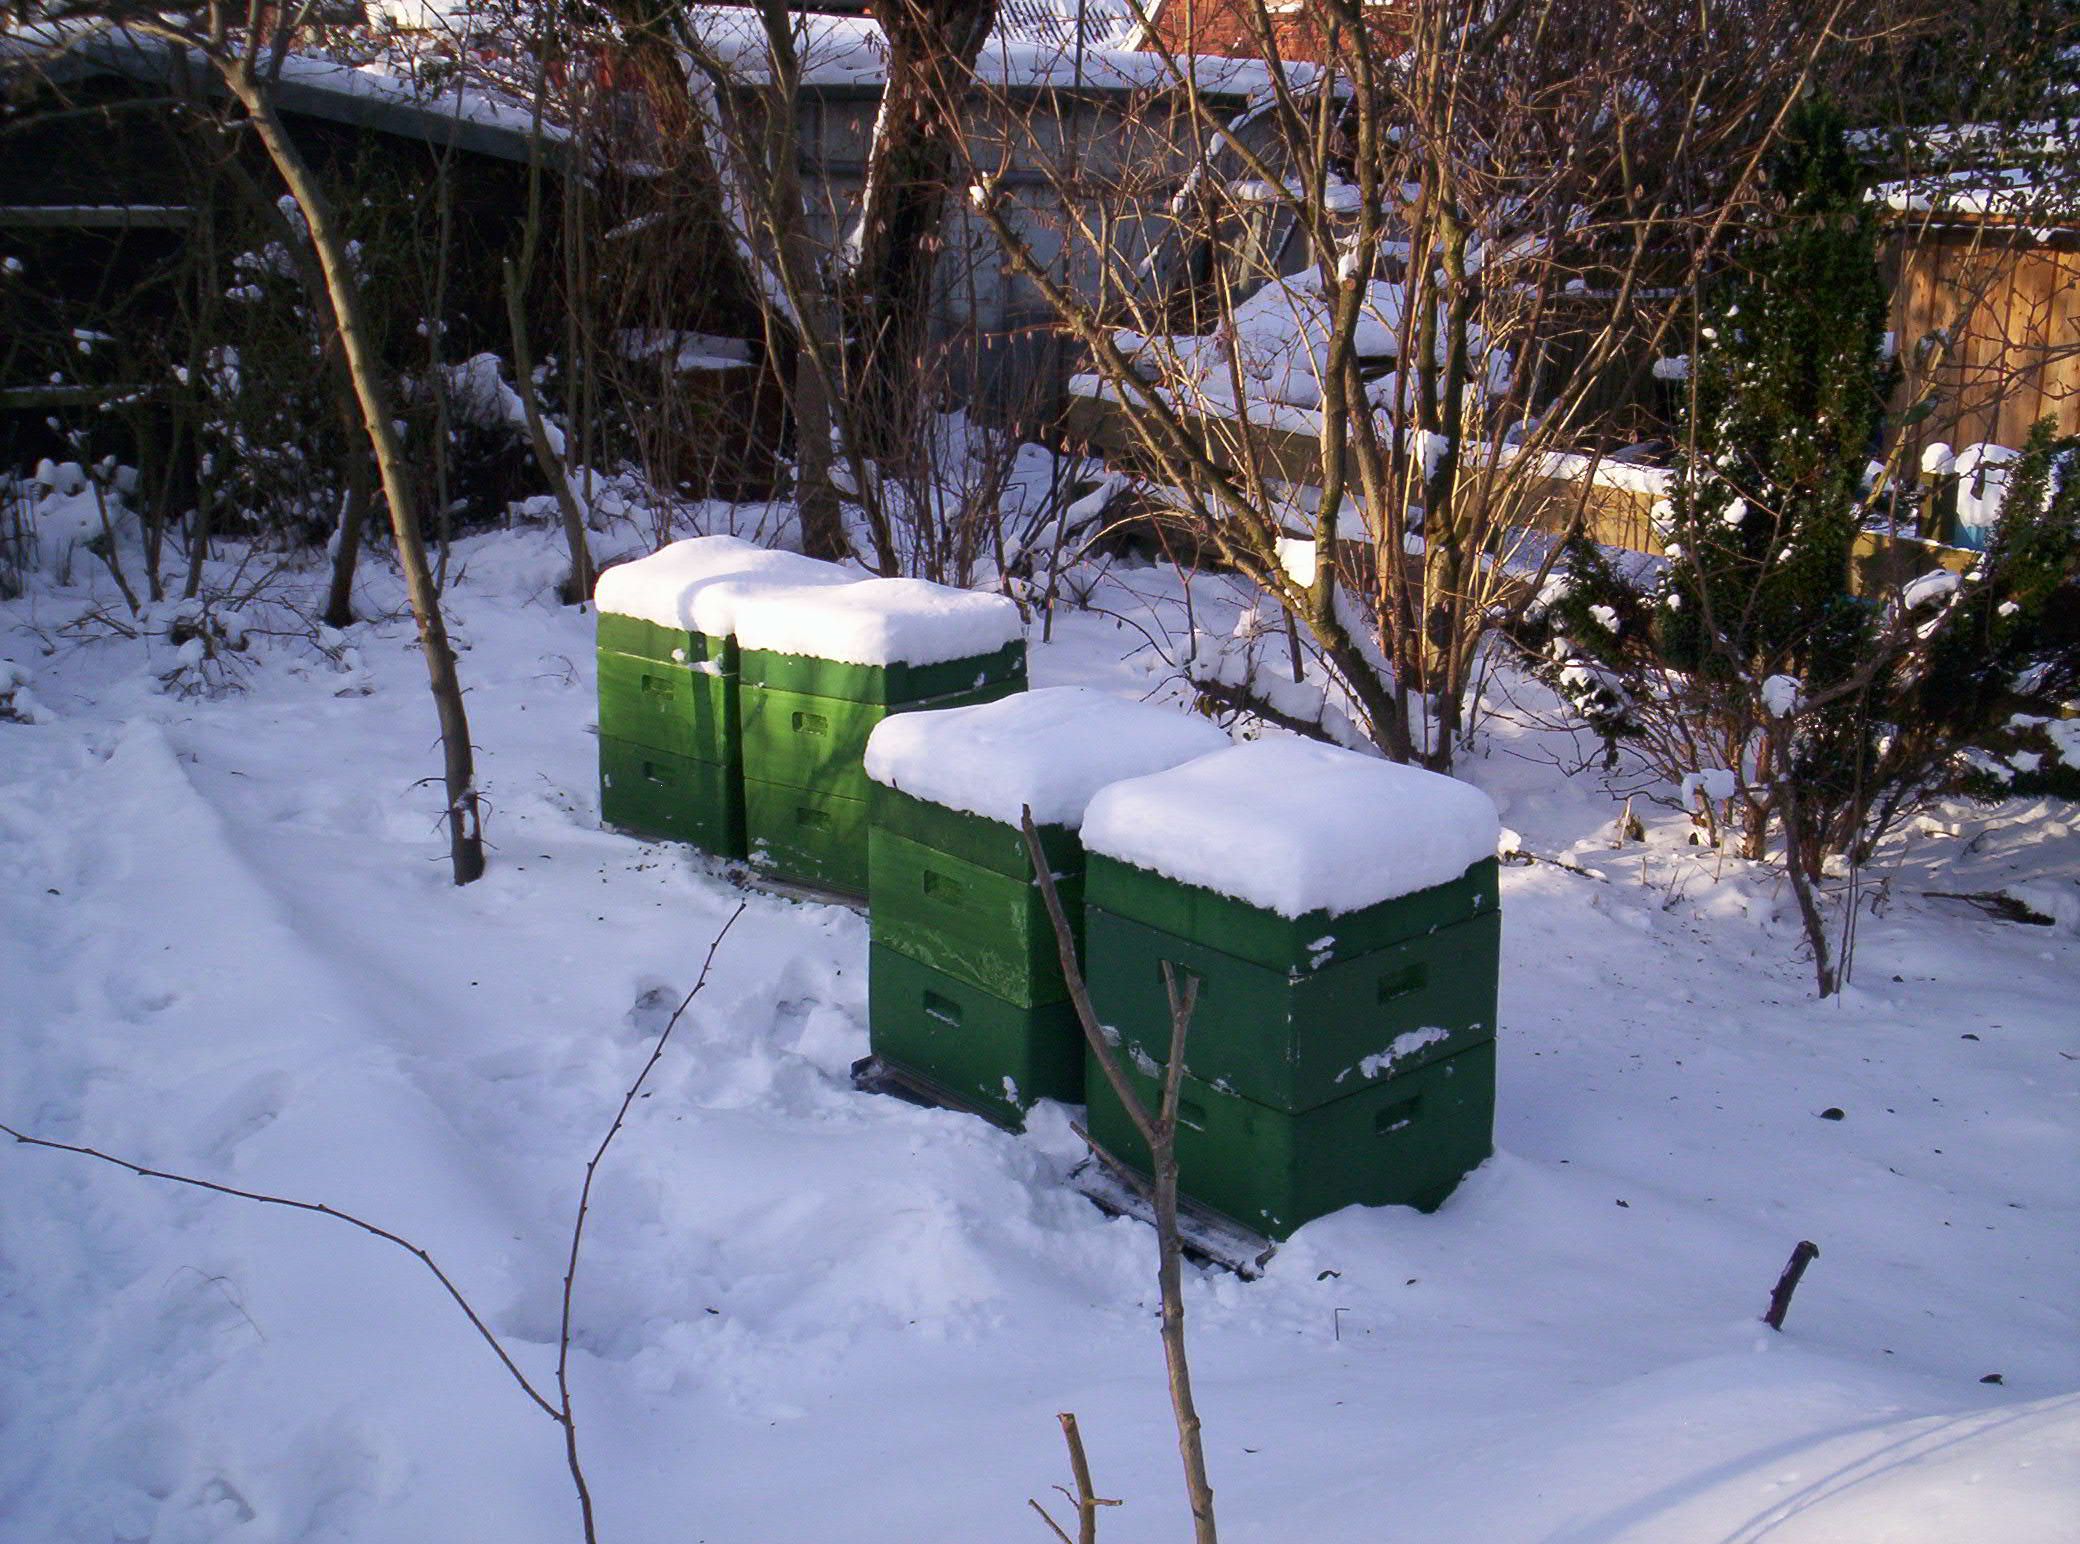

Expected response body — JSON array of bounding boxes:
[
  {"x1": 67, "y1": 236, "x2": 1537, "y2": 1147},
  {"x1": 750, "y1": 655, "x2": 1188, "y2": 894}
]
[
  {"x1": 1081, "y1": 738, "x2": 1501, "y2": 918},
  {"x1": 730, "y1": 576, "x2": 1022, "y2": 668},
  {"x1": 594, "y1": 535, "x2": 849, "y2": 633},
  {"x1": 864, "y1": 686, "x2": 1231, "y2": 828}
]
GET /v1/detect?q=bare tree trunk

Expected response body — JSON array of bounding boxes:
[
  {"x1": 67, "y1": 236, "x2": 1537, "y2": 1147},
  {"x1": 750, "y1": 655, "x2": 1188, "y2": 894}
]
[
  {"x1": 322, "y1": 447, "x2": 371, "y2": 630},
  {"x1": 790, "y1": 345, "x2": 848, "y2": 560},
  {"x1": 1775, "y1": 777, "x2": 1836, "y2": 996},
  {"x1": 752, "y1": 0, "x2": 852, "y2": 561},
  {"x1": 504, "y1": 258, "x2": 597, "y2": 602},
  {"x1": 509, "y1": 28, "x2": 597, "y2": 603},
  {"x1": 227, "y1": 73, "x2": 486, "y2": 885},
  {"x1": 593, "y1": 0, "x2": 772, "y2": 343},
  {"x1": 848, "y1": 0, "x2": 997, "y2": 455},
  {"x1": 1023, "y1": 809, "x2": 1219, "y2": 1544}
]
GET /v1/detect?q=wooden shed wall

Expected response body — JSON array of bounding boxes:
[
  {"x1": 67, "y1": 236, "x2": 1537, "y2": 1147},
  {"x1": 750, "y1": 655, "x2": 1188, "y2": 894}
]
[
  {"x1": 1886, "y1": 225, "x2": 2080, "y2": 454},
  {"x1": 787, "y1": 82, "x2": 1248, "y2": 427}
]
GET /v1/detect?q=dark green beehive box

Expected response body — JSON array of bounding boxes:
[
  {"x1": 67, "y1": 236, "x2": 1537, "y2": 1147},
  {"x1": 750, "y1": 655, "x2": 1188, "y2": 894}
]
[
  {"x1": 742, "y1": 776, "x2": 875, "y2": 894},
  {"x1": 599, "y1": 739, "x2": 744, "y2": 853},
  {"x1": 738, "y1": 676, "x2": 1021, "y2": 805},
  {"x1": 739, "y1": 677, "x2": 1022, "y2": 896},
  {"x1": 868, "y1": 945, "x2": 1085, "y2": 1125},
  {"x1": 1084, "y1": 1039, "x2": 1496, "y2": 1238},
  {"x1": 1075, "y1": 738, "x2": 1503, "y2": 1228},
  {"x1": 1085, "y1": 851, "x2": 1499, "y2": 973},
  {"x1": 739, "y1": 638, "x2": 1026, "y2": 704},
  {"x1": 596, "y1": 610, "x2": 729, "y2": 670},
  {"x1": 857, "y1": 687, "x2": 1232, "y2": 1123},
  {"x1": 596, "y1": 650, "x2": 739, "y2": 766},
  {"x1": 729, "y1": 577, "x2": 1028, "y2": 893},
  {"x1": 867, "y1": 791, "x2": 1082, "y2": 1008},
  {"x1": 593, "y1": 534, "x2": 854, "y2": 856},
  {"x1": 1084, "y1": 859, "x2": 1499, "y2": 1113}
]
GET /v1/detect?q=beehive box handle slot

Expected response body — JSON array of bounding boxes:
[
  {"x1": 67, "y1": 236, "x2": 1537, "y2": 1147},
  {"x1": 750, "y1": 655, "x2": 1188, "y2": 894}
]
[
  {"x1": 1374, "y1": 1095, "x2": 1421, "y2": 1136},
  {"x1": 1378, "y1": 962, "x2": 1428, "y2": 1004}
]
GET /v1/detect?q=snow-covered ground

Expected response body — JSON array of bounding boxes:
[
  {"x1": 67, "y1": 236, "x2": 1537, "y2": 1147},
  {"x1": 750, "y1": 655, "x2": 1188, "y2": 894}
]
[{"x1": 2, "y1": 525, "x2": 2075, "y2": 1543}]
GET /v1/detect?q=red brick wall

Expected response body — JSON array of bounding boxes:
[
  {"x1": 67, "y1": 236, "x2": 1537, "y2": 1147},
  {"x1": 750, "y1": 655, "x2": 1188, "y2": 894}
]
[{"x1": 1141, "y1": 0, "x2": 1410, "y2": 64}]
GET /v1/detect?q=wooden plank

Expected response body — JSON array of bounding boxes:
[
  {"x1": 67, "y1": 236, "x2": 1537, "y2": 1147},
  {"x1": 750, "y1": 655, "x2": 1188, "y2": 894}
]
[
  {"x1": 1068, "y1": 387, "x2": 1970, "y2": 597},
  {"x1": 0, "y1": 383, "x2": 143, "y2": 408},
  {"x1": 0, "y1": 204, "x2": 193, "y2": 229}
]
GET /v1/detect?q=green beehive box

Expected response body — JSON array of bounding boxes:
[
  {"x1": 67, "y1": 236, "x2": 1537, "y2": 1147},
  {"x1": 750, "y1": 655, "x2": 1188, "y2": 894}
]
[
  {"x1": 743, "y1": 776, "x2": 873, "y2": 894},
  {"x1": 868, "y1": 826, "x2": 1082, "y2": 1007},
  {"x1": 595, "y1": 649, "x2": 739, "y2": 765},
  {"x1": 739, "y1": 639, "x2": 1026, "y2": 705},
  {"x1": 868, "y1": 944, "x2": 1084, "y2": 1125},
  {"x1": 1085, "y1": 853, "x2": 1499, "y2": 976},
  {"x1": 738, "y1": 679, "x2": 1023, "y2": 801},
  {"x1": 1085, "y1": 902, "x2": 1499, "y2": 1113},
  {"x1": 870, "y1": 783, "x2": 1083, "y2": 878},
  {"x1": 1084, "y1": 1039, "x2": 1496, "y2": 1238},
  {"x1": 599, "y1": 737, "x2": 744, "y2": 853},
  {"x1": 596, "y1": 610, "x2": 728, "y2": 669}
]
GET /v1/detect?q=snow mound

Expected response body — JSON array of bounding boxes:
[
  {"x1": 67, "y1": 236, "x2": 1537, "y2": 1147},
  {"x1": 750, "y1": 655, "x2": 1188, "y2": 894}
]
[
  {"x1": 862, "y1": 686, "x2": 1230, "y2": 828},
  {"x1": 730, "y1": 577, "x2": 1022, "y2": 668},
  {"x1": 593, "y1": 536, "x2": 848, "y2": 634},
  {"x1": 1081, "y1": 738, "x2": 1500, "y2": 918}
]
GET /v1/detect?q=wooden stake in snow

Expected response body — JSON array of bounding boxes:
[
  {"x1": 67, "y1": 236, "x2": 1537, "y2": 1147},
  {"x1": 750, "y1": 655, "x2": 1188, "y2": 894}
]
[{"x1": 1762, "y1": 1240, "x2": 1820, "y2": 1331}]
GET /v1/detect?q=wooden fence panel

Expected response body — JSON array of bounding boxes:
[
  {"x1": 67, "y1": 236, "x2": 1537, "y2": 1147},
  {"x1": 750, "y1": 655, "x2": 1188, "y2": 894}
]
[{"x1": 1888, "y1": 230, "x2": 2080, "y2": 456}]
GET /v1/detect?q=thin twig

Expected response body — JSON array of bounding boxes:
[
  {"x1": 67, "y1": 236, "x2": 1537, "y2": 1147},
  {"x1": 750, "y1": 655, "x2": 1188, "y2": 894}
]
[
  {"x1": 1029, "y1": 1498, "x2": 1077, "y2": 1544},
  {"x1": 0, "y1": 1120, "x2": 561, "y2": 1422},
  {"x1": 7, "y1": 903, "x2": 750, "y2": 1544},
  {"x1": 558, "y1": 901, "x2": 747, "y2": 1541}
]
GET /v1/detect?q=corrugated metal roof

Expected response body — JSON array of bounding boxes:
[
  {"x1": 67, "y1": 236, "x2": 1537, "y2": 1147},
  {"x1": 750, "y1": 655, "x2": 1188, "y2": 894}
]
[{"x1": 995, "y1": 0, "x2": 1141, "y2": 50}]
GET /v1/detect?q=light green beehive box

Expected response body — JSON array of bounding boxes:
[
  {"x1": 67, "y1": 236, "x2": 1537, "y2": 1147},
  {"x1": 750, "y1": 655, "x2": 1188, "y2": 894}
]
[
  {"x1": 860, "y1": 688, "x2": 1229, "y2": 1124},
  {"x1": 1078, "y1": 739, "x2": 1503, "y2": 1236},
  {"x1": 593, "y1": 536, "x2": 849, "y2": 855},
  {"x1": 731, "y1": 578, "x2": 1028, "y2": 897}
]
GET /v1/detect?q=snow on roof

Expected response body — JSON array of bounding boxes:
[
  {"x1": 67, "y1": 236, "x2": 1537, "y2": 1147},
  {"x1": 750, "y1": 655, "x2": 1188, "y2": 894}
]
[
  {"x1": 729, "y1": 576, "x2": 1023, "y2": 668},
  {"x1": 1875, "y1": 166, "x2": 2077, "y2": 232},
  {"x1": 1113, "y1": 272, "x2": 1415, "y2": 414},
  {"x1": 996, "y1": 0, "x2": 1142, "y2": 51},
  {"x1": 863, "y1": 685, "x2": 1230, "y2": 827},
  {"x1": 685, "y1": 7, "x2": 1294, "y2": 95},
  {"x1": 4, "y1": 26, "x2": 561, "y2": 162},
  {"x1": 594, "y1": 535, "x2": 849, "y2": 633},
  {"x1": 1081, "y1": 738, "x2": 1501, "y2": 918},
  {"x1": 1069, "y1": 366, "x2": 1672, "y2": 501}
]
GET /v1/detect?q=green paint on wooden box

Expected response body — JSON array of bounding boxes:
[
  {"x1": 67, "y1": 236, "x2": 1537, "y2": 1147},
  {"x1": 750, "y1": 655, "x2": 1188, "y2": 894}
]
[
  {"x1": 868, "y1": 944, "x2": 1084, "y2": 1126},
  {"x1": 596, "y1": 649, "x2": 738, "y2": 764},
  {"x1": 599, "y1": 737, "x2": 744, "y2": 856},
  {"x1": 1084, "y1": 854, "x2": 1499, "y2": 975},
  {"x1": 868, "y1": 827, "x2": 1083, "y2": 1007},
  {"x1": 739, "y1": 679, "x2": 1022, "y2": 801},
  {"x1": 743, "y1": 776, "x2": 872, "y2": 896},
  {"x1": 1084, "y1": 1039, "x2": 1495, "y2": 1239},
  {"x1": 738, "y1": 640, "x2": 1027, "y2": 704},
  {"x1": 1085, "y1": 907, "x2": 1498, "y2": 1113},
  {"x1": 596, "y1": 610, "x2": 729, "y2": 668},
  {"x1": 869, "y1": 784, "x2": 1081, "y2": 879}
]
